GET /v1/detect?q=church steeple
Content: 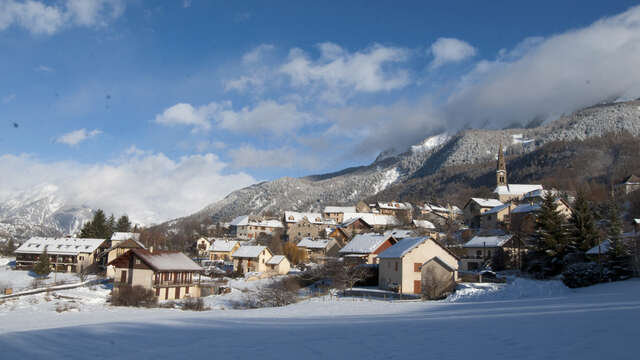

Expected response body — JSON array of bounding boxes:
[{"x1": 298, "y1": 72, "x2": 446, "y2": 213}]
[{"x1": 496, "y1": 144, "x2": 507, "y2": 187}]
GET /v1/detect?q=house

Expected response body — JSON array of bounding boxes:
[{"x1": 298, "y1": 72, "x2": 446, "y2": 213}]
[
  {"x1": 15, "y1": 237, "x2": 107, "y2": 273},
  {"x1": 296, "y1": 237, "x2": 340, "y2": 263},
  {"x1": 109, "y1": 248, "x2": 203, "y2": 300},
  {"x1": 413, "y1": 219, "x2": 436, "y2": 230},
  {"x1": 384, "y1": 229, "x2": 416, "y2": 239},
  {"x1": 284, "y1": 211, "x2": 336, "y2": 241},
  {"x1": 586, "y1": 232, "x2": 638, "y2": 257},
  {"x1": 327, "y1": 227, "x2": 350, "y2": 246},
  {"x1": 323, "y1": 206, "x2": 357, "y2": 223},
  {"x1": 463, "y1": 198, "x2": 504, "y2": 228},
  {"x1": 616, "y1": 174, "x2": 640, "y2": 195},
  {"x1": 494, "y1": 144, "x2": 543, "y2": 202},
  {"x1": 230, "y1": 215, "x2": 284, "y2": 240},
  {"x1": 509, "y1": 197, "x2": 573, "y2": 235},
  {"x1": 207, "y1": 239, "x2": 241, "y2": 261},
  {"x1": 232, "y1": 245, "x2": 273, "y2": 273},
  {"x1": 341, "y1": 213, "x2": 400, "y2": 230},
  {"x1": 338, "y1": 217, "x2": 374, "y2": 237},
  {"x1": 418, "y1": 203, "x2": 463, "y2": 220},
  {"x1": 195, "y1": 237, "x2": 212, "y2": 258},
  {"x1": 460, "y1": 234, "x2": 526, "y2": 271},
  {"x1": 111, "y1": 232, "x2": 140, "y2": 246},
  {"x1": 480, "y1": 202, "x2": 518, "y2": 229},
  {"x1": 378, "y1": 237, "x2": 460, "y2": 295},
  {"x1": 266, "y1": 255, "x2": 291, "y2": 275},
  {"x1": 375, "y1": 201, "x2": 413, "y2": 220},
  {"x1": 338, "y1": 233, "x2": 398, "y2": 264},
  {"x1": 105, "y1": 237, "x2": 146, "y2": 278}
]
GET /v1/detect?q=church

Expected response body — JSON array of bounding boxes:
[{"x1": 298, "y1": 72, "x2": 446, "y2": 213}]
[{"x1": 493, "y1": 144, "x2": 542, "y2": 202}]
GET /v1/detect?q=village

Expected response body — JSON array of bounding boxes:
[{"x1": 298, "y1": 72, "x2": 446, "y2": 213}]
[{"x1": 3, "y1": 146, "x2": 639, "y2": 307}]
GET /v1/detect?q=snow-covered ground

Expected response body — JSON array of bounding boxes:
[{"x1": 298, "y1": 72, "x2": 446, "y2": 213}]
[
  {"x1": 0, "y1": 272, "x2": 638, "y2": 359},
  {"x1": 0, "y1": 257, "x2": 86, "y2": 291}
]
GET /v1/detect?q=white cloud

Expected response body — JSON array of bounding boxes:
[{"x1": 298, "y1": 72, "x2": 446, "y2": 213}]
[
  {"x1": 429, "y1": 37, "x2": 476, "y2": 69},
  {"x1": 182, "y1": 0, "x2": 192, "y2": 8},
  {"x1": 242, "y1": 44, "x2": 275, "y2": 64},
  {"x1": 0, "y1": 151, "x2": 256, "y2": 224},
  {"x1": 195, "y1": 140, "x2": 226, "y2": 152},
  {"x1": 224, "y1": 75, "x2": 265, "y2": 93},
  {"x1": 55, "y1": 128, "x2": 102, "y2": 146},
  {"x1": 280, "y1": 42, "x2": 411, "y2": 102},
  {"x1": 228, "y1": 145, "x2": 320, "y2": 170},
  {"x1": 155, "y1": 100, "x2": 315, "y2": 136},
  {"x1": 1, "y1": 93, "x2": 16, "y2": 104},
  {"x1": 34, "y1": 64, "x2": 54, "y2": 72},
  {"x1": 446, "y1": 5, "x2": 640, "y2": 129},
  {"x1": 0, "y1": 0, "x2": 124, "y2": 35}
]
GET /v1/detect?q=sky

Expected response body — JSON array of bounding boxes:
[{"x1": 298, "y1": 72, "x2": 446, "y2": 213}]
[{"x1": 1, "y1": 0, "x2": 640, "y2": 224}]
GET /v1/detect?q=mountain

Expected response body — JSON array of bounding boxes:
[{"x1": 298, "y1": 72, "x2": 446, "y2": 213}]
[
  {"x1": 171, "y1": 100, "x2": 640, "y2": 226},
  {"x1": 0, "y1": 184, "x2": 93, "y2": 241}
]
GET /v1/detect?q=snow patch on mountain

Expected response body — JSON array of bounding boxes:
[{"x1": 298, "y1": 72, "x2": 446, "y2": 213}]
[{"x1": 411, "y1": 133, "x2": 450, "y2": 153}]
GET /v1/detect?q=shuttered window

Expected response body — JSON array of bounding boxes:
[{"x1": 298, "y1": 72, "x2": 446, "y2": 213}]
[{"x1": 414, "y1": 263, "x2": 421, "y2": 272}]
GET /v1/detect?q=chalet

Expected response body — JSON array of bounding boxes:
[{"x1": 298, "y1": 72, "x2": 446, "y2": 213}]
[
  {"x1": 232, "y1": 245, "x2": 273, "y2": 273},
  {"x1": 378, "y1": 237, "x2": 460, "y2": 296},
  {"x1": 109, "y1": 249, "x2": 203, "y2": 300},
  {"x1": 616, "y1": 175, "x2": 640, "y2": 195},
  {"x1": 195, "y1": 237, "x2": 213, "y2": 258},
  {"x1": 15, "y1": 237, "x2": 107, "y2": 273},
  {"x1": 338, "y1": 233, "x2": 398, "y2": 264},
  {"x1": 323, "y1": 206, "x2": 357, "y2": 223},
  {"x1": 266, "y1": 255, "x2": 291, "y2": 275},
  {"x1": 105, "y1": 236, "x2": 146, "y2": 278},
  {"x1": 460, "y1": 234, "x2": 526, "y2": 271},
  {"x1": 494, "y1": 144, "x2": 543, "y2": 202},
  {"x1": 296, "y1": 237, "x2": 340, "y2": 263},
  {"x1": 230, "y1": 215, "x2": 284, "y2": 240},
  {"x1": 208, "y1": 239, "x2": 241, "y2": 261},
  {"x1": 463, "y1": 198, "x2": 504, "y2": 228}
]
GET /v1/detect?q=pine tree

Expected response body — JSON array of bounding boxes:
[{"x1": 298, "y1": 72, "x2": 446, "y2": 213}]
[
  {"x1": 535, "y1": 191, "x2": 569, "y2": 259},
  {"x1": 107, "y1": 214, "x2": 116, "y2": 238},
  {"x1": 569, "y1": 191, "x2": 600, "y2": 252},
  {"x1": 33, "y1": 248, "x2": 51, "y2": 276},
  {"x1": 80, "y1": 209, "x2": 111, "y2": 239},
  {"x1": 116, "y1": 215, "x2": 132, "y2": 232},
  {"x1": 607, "y1": 200, "x2": 627, "y2": 260}
]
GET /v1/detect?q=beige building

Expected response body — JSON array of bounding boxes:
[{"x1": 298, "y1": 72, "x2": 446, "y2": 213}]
[
  {"x1": 105, "y1": 237, "x2": 146, "y2": 278},
  {"x1": 284, "y1": 211, "x2": 336, "y2": 241},
  {"x1": 375, "y1": 201, "x2": 413, "y2": 220},
  {"x1": 232, "y1": 245, "x2": 273, "y2": 273},
  {"x1": 323, "y1": 206, "x2": 357, "y2": 223},
  {"x1": 195, "y1": 237, "x2": 212, "y2": 258},
  {"x1": 109, "y1": 249, "x2": 203, "y2": 300},
  {"x1": 266, "y1": 255, "x2": 291, "y2": 275},
  {"x1": 297, "y1": 238, "x2": 340, "y2": 263},
  {"x1": 208, "y1": 239, "x2": 241, "y2": 261},
  {"x1": 15, "y1": 237, "x2": 107, "y2": 273},
  {"x1": 463, "y1": 198, "x2": 504, "y2": 228},
  {"x1": 378, "y1": 237, "x2": 460, "y2": 295},
  {"x1": 460, "y1": 234, "x2": 526, "y2": 271},
  {"x1": 338, "y1": 233, "x2": 398, "y2": 264},
  {"x1": 480, "y1": 202, "x2": 518, "y2": 229}
]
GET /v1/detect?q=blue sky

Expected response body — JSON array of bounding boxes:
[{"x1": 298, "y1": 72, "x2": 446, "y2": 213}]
[{"x1": 1, "y1": 0, "x2": 640, "y2": 223}]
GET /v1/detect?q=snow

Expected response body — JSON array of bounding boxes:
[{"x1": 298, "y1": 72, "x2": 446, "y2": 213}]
[
  {"x1": 323, "y1": 206, "x2": 356, "y2": 214},
  {"x1": 376, "y1": 201, "x2": 412, "y2": 210},
  {"x1": 378, "y1": 237, "x2": 429, "y2": 258},
  {"x1": 1, "y1": 275, "x2": 639, "y2": 359},
  {"x1": 232, "y1": 245, "x2": 268, "y2": 258},
  {"x1": 494, "y1": 184, "x2": 543, "y2": 196},
  {"x1": 512, "y1": 203, "x2": 541, "y2": 214},
  {"x1": 339, "y1": 233, "x2": 388, "y2": 254},
  {"x1": 110, "y1": 232, "x2": 140, "y2": 241},
  {"x1": 413, "y1": 219, "x2": 436, "y2": 229},
  {"x1": 15, "y1": 237, "x2": 105, "y2": 255},
  {"x1": 0, "y1": 264, "x2": 86, "y2": 292},
  {"x1": 383, "y1": 229, "x2": 415, "y2": 239},
  {"x1": 464, "y1": 235, "x2": 513, "y2": 248},
  {"x1": 511, "y1": 133, "x2": 535, "y2": 145},
  {"x1": 208, "y1": 239, "x2": 239, "y2": 252},
  {"x1": 131, "y1": 250, "x2": 203, "y2": 272},
  {"x1": 469, "y1": 198, "x2": 504, "y2": 208},
  {"x1": 341, "y1": 213, "x2": 399, "y2": 226},
  {"x1": 266, "y1": 255, "x2": 286, "y2": 265},
  {"x1": 483, "y1": 203, "x2": 510, "y2": 215},
  {"x1": 284, "y1": 211, "x2": 333, "y2": 225},
  {"x1": 411, "y1": 133, "x2": 450, "y2": 153},
  {"x1": 373, "y1": 167, "x2": 400, "y2": 193},
  {"x1": 297, "y1": 238, "x2": 332, "y2": 249}
]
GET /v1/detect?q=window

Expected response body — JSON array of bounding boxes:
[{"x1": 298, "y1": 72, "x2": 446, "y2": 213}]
[
  {"x1": 135, "y1": 258, "x2": 141, "y2": 265},
  {"x1": 414, "y1": 263, "x2": 421, "y2": 272},
  {"x1": 394, "y1": 262, "x2": 398, "y2": 271}
]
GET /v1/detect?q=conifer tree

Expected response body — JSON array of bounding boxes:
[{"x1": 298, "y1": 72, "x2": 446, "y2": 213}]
[
  {"x1": 535, "y1": 191, "x2": 569, "y2": 259},
  {"x1": 607, "y1": 200, "x2": 627, "y2": 260},
  {"x1": 569, "y1": 191, "x2": 600, "y2": 252},
  {"x1": 80, "y1": 209, "x2": 111, "y2": 239},
  {"x1": 34, "y1": 248, "x2": 51, "y2": 276},
  {"x1": 116, "y1": 215, "x2": 132, "y2": 232}
]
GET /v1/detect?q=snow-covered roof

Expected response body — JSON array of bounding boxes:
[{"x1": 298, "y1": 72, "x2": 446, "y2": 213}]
[
  {"x1": 586, "y1": 240, "x2": 611, "y2": 255},
  {"x1": 378, "y1": 237, "x2": 429, "y2": 259},
  {"x1": 420, "y1": 203, "x2": 463, "y2": 215},
  {"x1": 383, "y1": 229, "x2": 415, "y2": 239},
  {"x1": 297, "y1": 238, "x2": 333, "y2": 249},
  {"x1": 339, "y1": 233, "x2": 389, "y2": 254},
  {"x1": 16, "y1": 237, "x2": 105, "y2": 255},
  {"x1": 468, "y1": 198, "x2": 504, "y2": 208},
  {"x1": 123, "y1": 249, "x2": 202, "y2": 272},
  {"x1": 483, "y1": 203, "x2": 511, "y2": 215},
  {"x1": 208, "y1": 239, "x2": 239, "y2": 252},
  {"x1": 231, "y1": 216, "x2": 284, "y2": 228},
  {"x1": 111, "y1": 232, "x2": 140, "y2": 241},
  {"x1": 341, "y1": 213, "x2": 399, "y2": 226},
  {"x1": 511, "y1": 203, "x2": 541, "y2": 214},
  {"x1": 463, "y1": 235, "x2": 513, "y2": 248},
  {"x1": 324, "y1": 206, "x2": 356, "y2": 214},
  {"x1": 266, "y1": 255, "x2": 287, "y2": 265},
  {"x1": 494, "y1": 184, "x2": 543, "y2": 196},
  {"x1": 232, "y1": 245, "x2": 269, "y2": 258},
  {"x1": 230, "y1": 215, "x2": 249, "y2": 226},
  {"x1": 413, "y1": 219, "x2": 436, "y2": 229},
  {"x1": 377, "y1": 201, "x2": 412, "y2": 210},
  {"x1": 284, "y1": 211, "x2": 331, "y2": 224},
  {"x1": 522, "y1": 189, "x2": 556, "y2": 200}
]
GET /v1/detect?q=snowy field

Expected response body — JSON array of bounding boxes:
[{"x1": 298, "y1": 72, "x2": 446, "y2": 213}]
[
  {"x1": 0, "y1": 267, "x2": 638, "y2": 359},
  {"x1": 0, "y1": 257, "x2": 88, "y2": 291}
]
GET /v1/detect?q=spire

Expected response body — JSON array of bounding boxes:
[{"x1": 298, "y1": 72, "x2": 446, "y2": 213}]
[{"x1": 496, "y1": 144, "x2": 507, "y2": 186}]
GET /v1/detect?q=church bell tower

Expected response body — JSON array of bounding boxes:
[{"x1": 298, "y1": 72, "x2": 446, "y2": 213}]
[{"x1": 496, "y1": 144, "x2": 507, "y2": 187}]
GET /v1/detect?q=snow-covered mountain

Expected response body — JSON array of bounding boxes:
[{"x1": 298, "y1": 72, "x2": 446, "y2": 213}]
[
  {"x1": 173, "y1": 100, "x2": 640, "y2": 225},
  {"x1": 0, "y1": 185, "x2": 93, "y2": 241}
]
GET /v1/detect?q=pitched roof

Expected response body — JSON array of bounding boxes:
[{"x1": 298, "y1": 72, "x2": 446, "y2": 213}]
[
  {"x1": 232, "y1": 245, "x2": 269, "y2": 258},
  {"x1": 114, "y1": 249, "x2": 203, "y2": 272},
  {"x1": 511, "y1": 203, "x2": 541, "y2": 214},
  {"x1": 230, "y1": 215, "x2": 249, "y2": 226},
  {"x1": 383, "y1": 229, "x2": 415, "y2": 239},
  {"x1": 297, "y1": 238, "x2": 333, "y2": 249},
  {"x1": 483, "y1": 203, "x2": 511, "y2": 215},
  {"x1": 230, "y1": 216, "x2": 284, "y2": 228},
  {"x1": 468, "y1": 198, "x2": 504, "y2": 208},
  {"x1": 208, "y1": 239, "x2": 239, "y2": 252},
  {"x1": 324, "y1": 206, "x2": 356, "y2": 214},
  {"x1": 16, "y1": 237, "x2": 105, "y2": 256},
  {"x1": 463, "y1": 235, "x2": 513, "y2": 248},
  {"x1": 266, "y1": 255, "x2": 287, "y2": 265},
  {"x1": 377, "y1": 237, "x2": 429, "y2": 258},
  {"x1": 377, "y1": 201, "x2": 412, "y2": 210},
  {"x1": 494, "y1": 184, "x2": 543, "y2": 196},
  {"x1": 111, "y1": 232, "x2": 140, "y2": 241},
  {"x1": 622, "y1": 174, "x2": 640, "y2": 184},
  {"x1": 413, "y1": 219, "x2": 436, "y2": 229},
  {"x1": 341, "y1": 213, "x2": 399, "y2": 226},
  {"x1": 283, "y1": 211, "x2": 332, "y2": 224},
  {"x1": 339, "y1": 233, "x2": 390, "y2": 254}
]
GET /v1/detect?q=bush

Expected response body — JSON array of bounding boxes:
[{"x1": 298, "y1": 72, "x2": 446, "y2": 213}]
[
  {"x1": 182, "y1": 297, "x2": 209, "y2": 311},
  {"x1": 111, "y1": 285, "x2": 157, "y2": 307},
  {"x1": 233, "y1": 277, "x2": 301, "y2": 309},
  {"x1": 562, "y1": 260, "x2": 633, "y2": 288}
]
